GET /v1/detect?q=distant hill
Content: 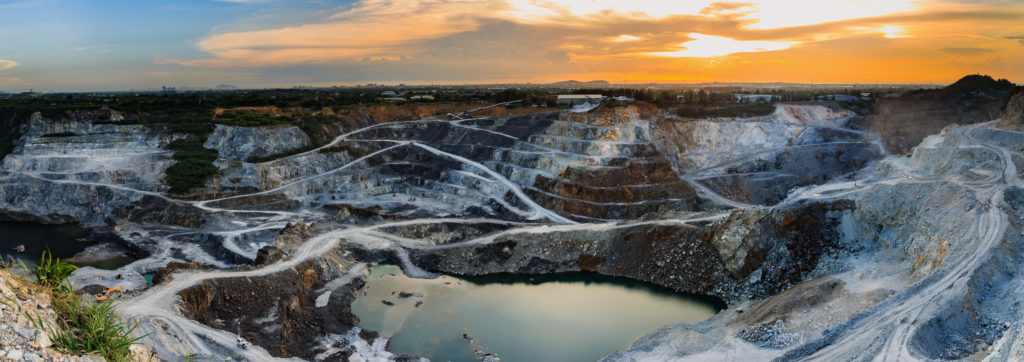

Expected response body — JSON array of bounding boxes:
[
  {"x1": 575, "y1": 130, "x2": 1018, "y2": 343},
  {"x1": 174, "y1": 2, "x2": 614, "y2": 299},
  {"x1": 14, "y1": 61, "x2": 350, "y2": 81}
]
[
  {"x1": 214, "y1": 84, "x2": 238, "y2": 90},
  {"x1": 546, "y1": 80, "x2": 612, "y2": 88},
  {"x1": 867, "y1": 74, "x2": 1017, "y2": 153}
]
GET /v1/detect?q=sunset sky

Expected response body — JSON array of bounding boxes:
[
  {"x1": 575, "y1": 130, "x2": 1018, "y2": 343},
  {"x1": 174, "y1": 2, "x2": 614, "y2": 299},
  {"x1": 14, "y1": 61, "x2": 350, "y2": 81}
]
[{"x1": 1, "y1": 0, "x2": 1022, "y2": 91}]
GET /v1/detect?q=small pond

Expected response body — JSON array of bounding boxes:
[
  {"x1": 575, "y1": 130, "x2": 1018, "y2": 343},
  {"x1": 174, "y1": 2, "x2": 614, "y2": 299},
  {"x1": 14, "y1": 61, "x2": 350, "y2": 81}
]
[
  {"x1": 0, "y1": 221, "x2": 135, "y2": 270},
  {"x1": 352, "y1": 264, "x2": 724, "y2": 362}
]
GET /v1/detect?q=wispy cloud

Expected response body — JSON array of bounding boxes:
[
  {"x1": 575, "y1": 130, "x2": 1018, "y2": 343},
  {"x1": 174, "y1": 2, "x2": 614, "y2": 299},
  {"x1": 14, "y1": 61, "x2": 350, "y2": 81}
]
[
  {"x1": 0, "y1": 59, "x2": 17, "y2": 71},
  {"x1": 0, "y1": 59, "x2": 31, "y2": 87},
  {"x1": 941, "y1": 47, "x2": 995, "y2": 55}
]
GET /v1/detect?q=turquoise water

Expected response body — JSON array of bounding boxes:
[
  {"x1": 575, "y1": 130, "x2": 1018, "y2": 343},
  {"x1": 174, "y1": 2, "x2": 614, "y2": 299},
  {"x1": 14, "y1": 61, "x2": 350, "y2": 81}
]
[{"x1": 352, "y1": 264, "x2": 723, "y2": 362}]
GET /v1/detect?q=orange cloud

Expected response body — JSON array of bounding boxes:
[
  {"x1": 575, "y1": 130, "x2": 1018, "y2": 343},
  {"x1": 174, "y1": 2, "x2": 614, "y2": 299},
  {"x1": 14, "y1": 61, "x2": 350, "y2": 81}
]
[{"x1": 170, "y1": 0, "x2": 1024, "y2": 83}]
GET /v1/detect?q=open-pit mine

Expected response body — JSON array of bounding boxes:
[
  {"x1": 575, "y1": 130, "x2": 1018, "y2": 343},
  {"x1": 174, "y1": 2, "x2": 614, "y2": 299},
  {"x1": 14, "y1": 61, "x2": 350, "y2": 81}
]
[{"x1": 2, "y1": 79, "x2": 1024, "y2": 361}]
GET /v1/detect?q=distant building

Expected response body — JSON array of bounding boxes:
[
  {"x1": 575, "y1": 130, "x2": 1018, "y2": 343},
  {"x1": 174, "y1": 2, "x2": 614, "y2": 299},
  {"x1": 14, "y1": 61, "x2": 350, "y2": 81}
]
[
  {"x1": 734, "y1": 94, "x2": 773, "y2": 103},
  {"x1": 556, "y1": 94, "x2": 603, "y2": 106},
  {"x1": 380, "y1": 91, "x2": 398, "y2": 97},
  {"x1": 411, "y1": 95, "x2": 434, "y2": 101}
]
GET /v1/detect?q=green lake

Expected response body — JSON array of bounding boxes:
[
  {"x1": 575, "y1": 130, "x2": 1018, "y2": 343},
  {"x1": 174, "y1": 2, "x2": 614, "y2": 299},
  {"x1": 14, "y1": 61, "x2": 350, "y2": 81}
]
[{"x1": 352, "y1": 264, "x2": 723, "y2": 362}]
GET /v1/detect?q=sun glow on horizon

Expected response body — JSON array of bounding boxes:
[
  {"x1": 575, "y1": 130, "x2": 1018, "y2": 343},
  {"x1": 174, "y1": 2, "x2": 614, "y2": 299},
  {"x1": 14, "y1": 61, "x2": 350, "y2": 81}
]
[{"x1": 651, "y1": 33, "x2": 799, "y2": 58}]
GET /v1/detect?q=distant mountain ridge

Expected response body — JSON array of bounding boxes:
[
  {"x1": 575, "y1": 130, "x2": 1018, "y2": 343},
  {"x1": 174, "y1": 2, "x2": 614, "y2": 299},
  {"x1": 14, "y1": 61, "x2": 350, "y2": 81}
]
[{"x1": 545, "y1": 80, "x2": 611, "y2": 88}]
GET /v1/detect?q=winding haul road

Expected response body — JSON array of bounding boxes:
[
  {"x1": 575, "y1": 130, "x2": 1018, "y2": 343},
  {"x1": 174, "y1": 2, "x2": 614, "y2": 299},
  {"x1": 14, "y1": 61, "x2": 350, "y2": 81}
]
[{"x1": 4, "y1": 107, "x2": 1012, "y2": 361}]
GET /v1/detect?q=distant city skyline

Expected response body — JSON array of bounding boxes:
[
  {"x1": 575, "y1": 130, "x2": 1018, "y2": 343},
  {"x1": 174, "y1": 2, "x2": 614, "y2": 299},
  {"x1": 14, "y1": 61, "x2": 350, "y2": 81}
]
[{"x1": 1, "y1": 0, "x2": 1022, "y2": 92}]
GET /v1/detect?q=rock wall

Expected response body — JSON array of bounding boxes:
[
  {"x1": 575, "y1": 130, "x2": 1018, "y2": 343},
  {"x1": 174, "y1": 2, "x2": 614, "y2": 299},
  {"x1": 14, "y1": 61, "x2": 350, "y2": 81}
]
[
  {"x1": 204, "y1": 125, "x2": 312, "y2": 161},
  {"x1": 409, "y1": 200, "x2": 854, "y2": 303},
  {"x1": 998, "y1": 89, "x2": 1024, "y2": 131}
]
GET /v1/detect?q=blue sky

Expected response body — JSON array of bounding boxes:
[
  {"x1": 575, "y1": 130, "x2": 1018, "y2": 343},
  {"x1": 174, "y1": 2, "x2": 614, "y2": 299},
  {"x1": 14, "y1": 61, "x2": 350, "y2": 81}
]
[{"x1": 0, "y1": 0, "x2": 1022, "y2": 91}]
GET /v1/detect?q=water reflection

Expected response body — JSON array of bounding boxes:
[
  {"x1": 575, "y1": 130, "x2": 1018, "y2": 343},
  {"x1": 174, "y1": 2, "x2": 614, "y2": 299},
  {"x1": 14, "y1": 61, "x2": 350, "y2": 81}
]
[{"x1": 352, "y1": 264, "x2": 723, "y2": 362}]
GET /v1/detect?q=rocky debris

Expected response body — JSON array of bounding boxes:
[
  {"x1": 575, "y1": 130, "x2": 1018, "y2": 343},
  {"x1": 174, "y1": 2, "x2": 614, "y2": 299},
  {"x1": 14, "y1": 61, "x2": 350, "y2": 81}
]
[
  {"x1": 737, "y1": 320, "x2": 799, "y2": 349},
  {"x1": 0, "y1": 270, "x2": 156, "y2": 362},
  {"x1": 176, "y1": 224, "x2": 370, "y2": 360},
  {"x1": 254, "y1": 245, "x2": 286, "y2": 266},
  {"x1": 204, "y1": 124, "x2": 311, "y2": 161}
]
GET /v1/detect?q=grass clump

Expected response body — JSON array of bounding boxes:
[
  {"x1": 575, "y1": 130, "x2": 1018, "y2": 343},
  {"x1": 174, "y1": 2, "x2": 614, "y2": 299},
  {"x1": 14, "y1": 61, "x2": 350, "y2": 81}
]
[
  {"x1": 32, "y1": 251, "x2": 78, "y2": 292},
  {"x1": 44, "y1": 294, "x2": 143, "y2": 362},
  {"x1": 165, "y1": 136, "x2": 219, "y2": 194},
  {"x1": 15, "y1": 252, "x2": 145, "y2": 361}
]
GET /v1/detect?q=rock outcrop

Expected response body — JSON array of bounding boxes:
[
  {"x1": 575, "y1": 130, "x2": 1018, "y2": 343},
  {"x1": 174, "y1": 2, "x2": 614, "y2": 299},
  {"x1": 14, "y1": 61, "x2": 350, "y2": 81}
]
[
  {"x1": 998, "y1": 89, "x2": 1024, "y2": 131},
  {"x1": 204, "y1": 124, "x2": 312, "y2": 161},
  {"x1": 867, "y1": 74, "x2": 1015, "y2": 154}
]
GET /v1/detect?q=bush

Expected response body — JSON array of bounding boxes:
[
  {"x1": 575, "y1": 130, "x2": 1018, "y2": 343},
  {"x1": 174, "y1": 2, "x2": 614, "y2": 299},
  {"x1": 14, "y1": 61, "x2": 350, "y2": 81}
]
[
  {"x1": 165, "y1": 136, "x2": 219, "y2": 194},
  {"x1": 169, "y1": 122, "x2": 214, "y2": 135}
]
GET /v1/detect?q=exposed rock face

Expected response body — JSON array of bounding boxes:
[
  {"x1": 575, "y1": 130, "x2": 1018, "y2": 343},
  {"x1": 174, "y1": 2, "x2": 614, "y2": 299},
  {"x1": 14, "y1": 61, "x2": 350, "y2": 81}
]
[
  {"x1": 177, "y1": 223, "x2": 375, "y2": 360},
  {"x1": 655, "y1": 104, "x2": 882, "y2": 205},
  {"x1": 0, "y1": 113, "x2": 185, "y2": 225},
  {"x1": 410, "y1": 200, "x2": 854, "y2": 302},
  {"x1": 998, "y1": 89, "x2": 1024, "y2": 131},
  {"x1": 204, "y1": 124, "x2": 312, "y2": 161},
  {"x1": 867, "y1": 74, "x2": 1015, "y2": 154},
  {"x1": 608, "y1": 122, "x2": 1024, "y2": 361},
  {"x1": 6, "y1": 97, "x2": 1021, "y2": 361}
]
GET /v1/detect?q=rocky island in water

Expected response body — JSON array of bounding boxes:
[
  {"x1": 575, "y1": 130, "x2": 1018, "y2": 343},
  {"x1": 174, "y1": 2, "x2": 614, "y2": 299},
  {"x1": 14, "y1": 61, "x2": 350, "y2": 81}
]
[{"x1": 1, "y1": 74, "x2": 1023, "y2": 361}]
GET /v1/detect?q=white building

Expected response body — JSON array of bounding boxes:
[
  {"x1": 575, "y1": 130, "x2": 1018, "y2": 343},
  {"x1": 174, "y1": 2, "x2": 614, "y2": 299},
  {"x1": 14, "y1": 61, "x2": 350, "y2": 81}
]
[
  {"x1": 556, "y1": 94, "x2": 603, "y2": 106},
  {"x1": 734, "y1": 94, "x2": 774, "y2": 103}
]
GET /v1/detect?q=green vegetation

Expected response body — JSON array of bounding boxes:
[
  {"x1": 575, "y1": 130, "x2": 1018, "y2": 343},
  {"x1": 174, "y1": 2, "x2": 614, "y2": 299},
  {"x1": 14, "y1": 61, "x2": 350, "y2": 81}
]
[
  {"x1": 31, "y1": 251, "x2": 78, "y2": 292},
  {"x1": 41, "y1": 132, "x2": 78, "y2": 138},
  {"x1": 43, "y1": 297, "x2": 142, "y2": 362},
  {"x1": 0, "y1": 109, "x2": 32, "y2": 159},
  {"x1": 165, "y1": 136, "x2": 219, "y2": 194},
  {"x1": 215, "y1": 112, "x2": 289, "y2": 127},
  {"x1": 11, "y1": 252, "x2": 144, "y2": 362}
]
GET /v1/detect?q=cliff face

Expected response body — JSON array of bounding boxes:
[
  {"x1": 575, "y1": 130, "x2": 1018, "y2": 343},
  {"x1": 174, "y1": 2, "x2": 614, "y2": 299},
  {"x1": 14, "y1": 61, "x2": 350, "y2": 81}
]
[
  {"x1": 998, "y1": 89, "x2": 1024, "y2": 131},
  {"x1": 0, "y1": 112, "x2": 188, "y2": 225},
  {"x1": 204, "y1": 125, "x2": 311, "y2": 161},
  {"x1": 867, "y1": 75, "x2": 1015, "y2": 154},
  {"x1": 654, "y1": 104, "x2": 881, "y2": 205}
]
